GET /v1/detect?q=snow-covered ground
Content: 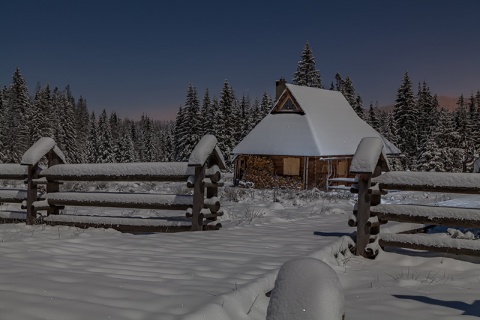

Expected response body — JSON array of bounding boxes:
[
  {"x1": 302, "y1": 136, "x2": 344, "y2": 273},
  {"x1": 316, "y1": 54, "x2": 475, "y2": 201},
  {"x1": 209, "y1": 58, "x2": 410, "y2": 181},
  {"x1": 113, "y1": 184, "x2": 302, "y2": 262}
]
[{"x1": 0, "y1": 180, "x2": 479, "y2": 319}]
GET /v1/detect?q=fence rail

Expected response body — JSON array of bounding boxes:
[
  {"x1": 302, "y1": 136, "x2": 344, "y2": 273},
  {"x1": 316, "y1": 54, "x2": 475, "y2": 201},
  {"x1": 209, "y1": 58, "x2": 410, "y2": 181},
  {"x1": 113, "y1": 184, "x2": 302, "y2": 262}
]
[
  {"x1": 0, "y1": 135, "x2": 225, "y2": 232},
  {"x1": 349, "y1": 137, "x2": 480, "y2": 257}
]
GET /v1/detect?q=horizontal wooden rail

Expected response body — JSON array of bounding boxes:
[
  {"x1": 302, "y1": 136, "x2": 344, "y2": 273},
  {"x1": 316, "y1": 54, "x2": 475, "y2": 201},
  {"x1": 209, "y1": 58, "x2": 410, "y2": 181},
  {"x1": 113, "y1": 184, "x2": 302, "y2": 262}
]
[
  {"x1": 378, "y1": 233, "x2": 480, "y2": 256},
  {"x1": 0, "y1": 189, "x2": 28, "y2": 203},
  {"x1": 372, "y1": 171, "x2": 480, "y2": 194},
  {"x1": 46, "y1": 192, "x2": 194, "y2": 210},
  {"x1": 39, "y1": 163, "x2": 221, "y2": 182},
  {"x1": 371, "y1": 204, "x2": 480, "y2": 228},
  {"x1": 0, "y1": 164, "x2": 28, "y2": 180}
]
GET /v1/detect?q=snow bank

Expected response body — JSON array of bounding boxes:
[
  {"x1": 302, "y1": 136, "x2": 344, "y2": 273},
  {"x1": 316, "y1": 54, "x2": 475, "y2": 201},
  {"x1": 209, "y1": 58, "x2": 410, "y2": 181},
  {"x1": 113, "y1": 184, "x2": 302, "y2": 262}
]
[
  {"x1": 266, "y1": 258, "x2": 344, "y2": 320},
  {"x1": 183, "y1": 236, "x2": 353, "y2": 320}
]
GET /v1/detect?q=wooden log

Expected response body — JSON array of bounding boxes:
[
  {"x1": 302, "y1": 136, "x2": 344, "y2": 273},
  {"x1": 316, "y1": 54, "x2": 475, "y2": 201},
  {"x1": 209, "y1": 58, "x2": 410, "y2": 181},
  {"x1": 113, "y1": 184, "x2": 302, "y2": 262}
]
[
  {"x1": 0, "y1": 164, "x2": 28, "y2": 180},
  {"x1": 355, "y1": 173, "x2": 372, "y2": 257},
  {"x1": 371, "y1": 204, "x2": 480, "y2": 228},
  {"x1": 372, "y1": 171, "x2": 480, "y2": 194},
  {"x1": 191, "y1": 165, "x2": 206, "y2": 231},
  {"x1": 26, "y1": 164, "x2": 39, "y2": 225},
  {"x1": 204, "y1": 197, "x2": 220, "y2": 212},
  {"x1": 42, "y1": 217, "x2": 221, "y2": 233},
  {"x1": 40, "y1": 162, "x2": 192, "y2": 182},
  {"x1": 348, "y1": 214, "x2": 357, "y2": 227},
  {"x1": 0, "y1": 189, "x2": 28, "y2": 203},
  {"x1": 365, "y1": 216, "x2": 379, "y2": 228},
  {"x1": 368, "y1": 183, "x2": 388, "y2": 196},
  {"x1": 46, "y1": 192, "x2": 194, "y2": 210},
  {"x1": 186, "y1": 177, "x2": 224, "y2": 188},
  {"x1": 378, "y1": 233, "x2": 480, "y2": 257},
  {"x1": 186, "y1": 208, "x2": 224, "y2": 220}
]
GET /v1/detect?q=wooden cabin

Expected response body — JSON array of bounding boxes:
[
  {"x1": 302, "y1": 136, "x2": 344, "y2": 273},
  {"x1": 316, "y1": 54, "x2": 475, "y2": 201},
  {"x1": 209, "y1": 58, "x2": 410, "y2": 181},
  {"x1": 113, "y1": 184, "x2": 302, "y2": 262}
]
[{"x1": 232, "y1": 81, "x2": 400, "y2": 190}]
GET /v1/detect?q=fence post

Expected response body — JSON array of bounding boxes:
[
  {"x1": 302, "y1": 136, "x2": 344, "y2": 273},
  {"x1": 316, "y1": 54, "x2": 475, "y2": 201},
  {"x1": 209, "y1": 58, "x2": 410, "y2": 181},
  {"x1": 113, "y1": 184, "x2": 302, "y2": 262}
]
[
  {"x1": 26, "y1": 164, "x2": 39, "y2": 225},
  {"x1": 46, "y1": 150, "x2": 62, "y2": 215},
  {"x1": 191, "y1": 165, "x2": 206, "y2": 231},
  {"x1": 356, "y1": 173, "x2": 372, "y2": 256}
]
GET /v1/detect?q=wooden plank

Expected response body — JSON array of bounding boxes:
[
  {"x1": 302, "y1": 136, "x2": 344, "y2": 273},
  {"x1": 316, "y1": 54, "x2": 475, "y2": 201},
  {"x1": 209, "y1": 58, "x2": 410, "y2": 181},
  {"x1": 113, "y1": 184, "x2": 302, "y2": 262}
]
[
  {"x1": 26, "y1": 164, "x2": 39, "y2": 225},
  {"x1": 0, "y1": 164, "x2": 28, "y2": 180},
  {"x1": 378, "y1": 233, "x2": 480, "y2": 257},
  {"x1": 0, "y1": 189, "x2": 28, "y2": 203},
  {"x1": 372, "y1": 171, "x2": 480, "y2": 194},
  {"x1": 283, "y1": 157, "x2": 300, "y2": 176},
  {"x1": 371, "y1": 204, "x2": 480, "y2": 228},
  {"x1": 42, "y1": 217, "x2": 222, "y2": 233},
  {"x1": 40, "y1": 162, "x2": 192, "y2": 182},
  {"x1": 46, "y1": 192, "x2": 194, "y2": 210}
]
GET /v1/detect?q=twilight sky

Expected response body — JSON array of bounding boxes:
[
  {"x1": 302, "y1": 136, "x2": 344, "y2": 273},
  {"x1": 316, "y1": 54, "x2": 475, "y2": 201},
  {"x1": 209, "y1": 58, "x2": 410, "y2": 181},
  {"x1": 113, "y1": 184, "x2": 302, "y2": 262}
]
[{"x1": 1, "y1": 0, "x2": 479, "y2": 120}]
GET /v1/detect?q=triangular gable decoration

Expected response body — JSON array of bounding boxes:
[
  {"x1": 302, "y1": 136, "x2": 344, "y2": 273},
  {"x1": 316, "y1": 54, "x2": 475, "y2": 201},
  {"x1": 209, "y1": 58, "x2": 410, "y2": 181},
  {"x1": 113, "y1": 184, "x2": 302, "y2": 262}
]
[{"x1": 272, "y1": 91, "x2": 304, "y2": 114}]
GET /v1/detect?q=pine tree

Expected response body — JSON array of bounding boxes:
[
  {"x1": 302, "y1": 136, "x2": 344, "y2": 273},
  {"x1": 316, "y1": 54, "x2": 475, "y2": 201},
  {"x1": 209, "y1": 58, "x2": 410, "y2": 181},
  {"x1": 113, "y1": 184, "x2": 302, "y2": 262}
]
[
  {"x1": 141, "y1": 115, "x2": 157, "y2": 162},
  {"x1": 58, "y1": 89, "x2": 79, "y2": 163},
  {"x1": 367, "y1": 102, "x2": 379, "y2": 131},
  {"x1": 354, "y1": 95, "x2": 365, "y2": 120},
  {"x1": 260, "y1": 92, "x2": 273, "y2": 118},
  {"x1": 393, "y1": 72, "x2": 418, "y2": 169},
  {"x1": 86, "y1": 112, "x2": 98, "y2": 163},
  {"x1": 97, "y1": 109, "x2": 115, "y2": 163},
  {"x1": 218, "y1": 80, "x2": 237, "y2": 162},
  {"x1": 173, "y1": 106, "x2": 189, "y2": 161},
  {"x1": 292, "y1": 42, "x2": 322, "y2": 88},
  {"x1": 4, "y1": 68, "x2": 31, "y2": 161},
  {"x1": 74, "y1": 96, "x2": 90, "y2": 162},
  {"x1": 201, "y1": 88, "x2": 212, "y2": 135}
]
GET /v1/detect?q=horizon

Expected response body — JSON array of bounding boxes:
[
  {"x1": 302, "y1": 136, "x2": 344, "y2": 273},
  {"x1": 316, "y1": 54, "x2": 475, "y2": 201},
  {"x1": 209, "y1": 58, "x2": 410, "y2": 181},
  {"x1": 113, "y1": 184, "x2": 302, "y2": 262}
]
[{"x1": 1, "y1": 0, "x2": 480, "y2": 121}]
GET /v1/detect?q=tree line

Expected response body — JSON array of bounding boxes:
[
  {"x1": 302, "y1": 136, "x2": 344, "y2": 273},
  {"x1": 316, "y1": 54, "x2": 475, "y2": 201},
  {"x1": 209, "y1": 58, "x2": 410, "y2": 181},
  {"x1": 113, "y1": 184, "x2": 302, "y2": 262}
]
[
  {"x1": 0, "y1": 68, "x2": 272, "y2": 165},
  {"x1": 292, "y1": 41, "x2": 480, "y2": 172},
  {"x1": 2, "y1": 41, "x2": 479, "y2": 172}
]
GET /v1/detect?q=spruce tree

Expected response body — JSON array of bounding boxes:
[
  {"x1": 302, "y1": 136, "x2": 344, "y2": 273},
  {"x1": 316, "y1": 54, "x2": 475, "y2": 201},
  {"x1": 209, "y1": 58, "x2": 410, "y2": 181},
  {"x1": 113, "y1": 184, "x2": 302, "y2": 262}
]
[
  {"x1": 86, "y1": 112, "x2": 98, "y2": 163},
  {"x1": 201, "y1": 88, "x2": 212, "y2": 135},
  {"x1": 393, "y1": 72, "x2": 418, "y2": 169},
  {"x1": 97, "y1": 109, "x2": 115, "y2": 163},
  {"x1": 367, "y1": 102, "x2": 379, "y2": 131},
  {"x1": 292, "y1": 42, "x2": 322, "y2": 88}
]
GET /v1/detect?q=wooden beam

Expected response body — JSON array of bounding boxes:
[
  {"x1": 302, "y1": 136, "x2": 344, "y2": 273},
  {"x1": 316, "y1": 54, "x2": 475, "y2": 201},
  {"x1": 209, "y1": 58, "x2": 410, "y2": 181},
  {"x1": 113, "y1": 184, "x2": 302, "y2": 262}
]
[
  {"x1": 371, "y1": 204, "x2": 480, "y2": 228},
  {"x1": 378, "y1": 233, "x2": 480, "y2": 257}
]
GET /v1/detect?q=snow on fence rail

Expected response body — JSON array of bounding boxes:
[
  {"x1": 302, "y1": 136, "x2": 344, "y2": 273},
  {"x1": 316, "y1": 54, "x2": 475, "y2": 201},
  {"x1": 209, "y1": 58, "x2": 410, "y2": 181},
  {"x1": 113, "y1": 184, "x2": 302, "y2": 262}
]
[
  {"x1": 0, "y1": 135, "x2": 226, "y2": 232},
  {"x1": 349, "y1": 137, "x2": 480, "y2": 258}
]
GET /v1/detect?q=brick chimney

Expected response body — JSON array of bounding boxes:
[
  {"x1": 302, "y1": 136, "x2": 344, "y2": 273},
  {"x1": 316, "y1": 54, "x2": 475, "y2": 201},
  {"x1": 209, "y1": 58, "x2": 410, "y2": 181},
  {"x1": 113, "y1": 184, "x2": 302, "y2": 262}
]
[{"x1": 275, "y1": 78, "x2": 287, "y2": 101}]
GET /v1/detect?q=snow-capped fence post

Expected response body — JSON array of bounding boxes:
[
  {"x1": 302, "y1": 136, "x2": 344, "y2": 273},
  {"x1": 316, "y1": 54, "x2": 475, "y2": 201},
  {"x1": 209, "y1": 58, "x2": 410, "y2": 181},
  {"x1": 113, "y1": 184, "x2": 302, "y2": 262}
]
[
  {"x1": 350, "y1": 137, "x2": 480, "y2": 258},
  {"x1": 20, "y1": 137, "x2": 66, "y2": 225},
  {"x1": 267, "y1": 258, "x2": 344, "y2": 320},
  {"x1": 188, "y1": 135, "x2": 226, "y2": 231},
  {"x1": 349, "y1": 137, "x2": 388, "y2": 257}
]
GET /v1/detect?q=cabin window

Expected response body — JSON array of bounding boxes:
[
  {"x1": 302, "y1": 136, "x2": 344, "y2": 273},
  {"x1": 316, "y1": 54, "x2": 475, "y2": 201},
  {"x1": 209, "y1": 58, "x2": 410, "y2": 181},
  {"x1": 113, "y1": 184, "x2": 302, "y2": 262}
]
[
  {"x1": 337, "y1": 160, "x2": 348, "y2": 177},
  {"x1": 282, "y1": 98, "x2": 297, "y2": 110},
  {"x1": 283, "y1": 157, "x2": 300, "y2": 176}
]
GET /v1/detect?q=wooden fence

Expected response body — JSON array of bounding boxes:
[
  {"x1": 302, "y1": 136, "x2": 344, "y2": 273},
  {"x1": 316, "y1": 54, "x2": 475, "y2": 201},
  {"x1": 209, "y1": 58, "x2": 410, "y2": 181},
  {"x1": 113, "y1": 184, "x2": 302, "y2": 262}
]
[
  {"x1": 349, "y1": 137, "x2": 480, "y2": 258},
  {"x1": 0, "y1": 135, "x2": 226, "y2": 232}
]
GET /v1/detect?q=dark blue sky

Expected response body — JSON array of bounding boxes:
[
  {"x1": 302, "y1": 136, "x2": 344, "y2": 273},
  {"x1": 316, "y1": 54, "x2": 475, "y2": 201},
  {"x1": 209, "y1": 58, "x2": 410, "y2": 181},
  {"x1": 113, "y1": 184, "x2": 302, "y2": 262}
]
[{"x1": 1, "y1": 0, "x2": 479, "y2": 120}]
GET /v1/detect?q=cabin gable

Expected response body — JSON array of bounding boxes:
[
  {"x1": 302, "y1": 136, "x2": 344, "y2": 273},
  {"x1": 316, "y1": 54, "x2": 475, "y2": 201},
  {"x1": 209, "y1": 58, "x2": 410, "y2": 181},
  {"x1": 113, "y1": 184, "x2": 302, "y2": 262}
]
[{"x1": 271, "y1": 89, "x2": 304, "y2": 114}]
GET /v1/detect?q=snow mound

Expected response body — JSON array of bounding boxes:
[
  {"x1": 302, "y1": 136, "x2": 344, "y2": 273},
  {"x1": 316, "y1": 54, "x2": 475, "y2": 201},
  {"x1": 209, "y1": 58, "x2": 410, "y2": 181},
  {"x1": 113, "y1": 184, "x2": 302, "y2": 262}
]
[
  {"x1": 267, "y1": 258, "x2": 344, "y2": 320},
  {"x1": 269, "y1": 202, "x2": 285, "y2": 210}
]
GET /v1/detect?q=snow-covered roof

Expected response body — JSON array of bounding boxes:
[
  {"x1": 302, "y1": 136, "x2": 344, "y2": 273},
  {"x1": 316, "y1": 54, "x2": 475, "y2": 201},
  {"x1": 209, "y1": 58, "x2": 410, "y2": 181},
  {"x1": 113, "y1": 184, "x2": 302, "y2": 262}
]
[{"x1": 232, "y1": 84, "x2": 400, "y2": 157}]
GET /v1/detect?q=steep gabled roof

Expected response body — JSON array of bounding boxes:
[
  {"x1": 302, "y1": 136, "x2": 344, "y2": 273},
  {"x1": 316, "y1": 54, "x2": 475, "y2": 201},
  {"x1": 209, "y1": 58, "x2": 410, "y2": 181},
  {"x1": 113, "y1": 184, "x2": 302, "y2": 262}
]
[{"x1": 232, "y1": 84, "x2": 400, "y2": 157}]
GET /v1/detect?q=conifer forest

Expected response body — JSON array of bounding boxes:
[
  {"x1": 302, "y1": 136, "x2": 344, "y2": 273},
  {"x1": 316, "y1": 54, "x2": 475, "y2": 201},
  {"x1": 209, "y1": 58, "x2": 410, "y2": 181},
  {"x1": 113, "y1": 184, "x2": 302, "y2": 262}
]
[{"x1": 1, "y1": 42, "x2": 479, "y2": 172}]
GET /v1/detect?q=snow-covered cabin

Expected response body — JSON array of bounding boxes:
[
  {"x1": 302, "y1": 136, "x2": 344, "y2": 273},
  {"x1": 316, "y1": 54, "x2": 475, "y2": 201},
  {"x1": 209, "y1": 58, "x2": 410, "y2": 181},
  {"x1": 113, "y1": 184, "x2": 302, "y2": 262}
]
[{"x1": 232, "y1": 80, "x2": 400, "y2": 190}]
